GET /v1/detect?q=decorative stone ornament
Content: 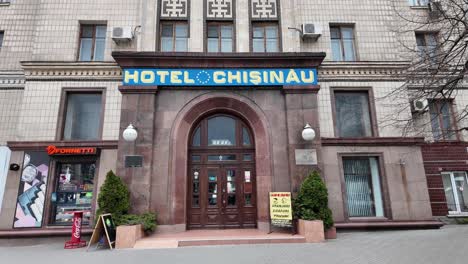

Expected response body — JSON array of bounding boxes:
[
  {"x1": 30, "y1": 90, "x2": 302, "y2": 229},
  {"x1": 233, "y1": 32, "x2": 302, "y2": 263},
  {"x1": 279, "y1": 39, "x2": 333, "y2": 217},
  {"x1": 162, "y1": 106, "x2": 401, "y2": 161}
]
[
  {"x1": 123, "y1": 124, "x2": 138, "y2": 142},
  {"x1": 301, "y1": 123, "x2": 316, "y2": 141},
  {"x1": 206, "y1": 0, "x2": 234, "y2": 20}
]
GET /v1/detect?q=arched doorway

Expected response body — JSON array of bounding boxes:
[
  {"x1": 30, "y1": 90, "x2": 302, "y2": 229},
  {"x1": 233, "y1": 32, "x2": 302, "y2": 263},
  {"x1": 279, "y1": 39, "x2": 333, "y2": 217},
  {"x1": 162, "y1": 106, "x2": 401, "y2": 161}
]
[{"x1": 187, "y1": 114, "x2": 257, "y2": 229}]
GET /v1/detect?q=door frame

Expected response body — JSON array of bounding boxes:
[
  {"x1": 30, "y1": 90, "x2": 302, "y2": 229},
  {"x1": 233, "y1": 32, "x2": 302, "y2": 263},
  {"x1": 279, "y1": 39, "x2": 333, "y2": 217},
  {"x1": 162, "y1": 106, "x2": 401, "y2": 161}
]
[{"x1": 186, "y1": 113, "x2": 257, "y2": 229}]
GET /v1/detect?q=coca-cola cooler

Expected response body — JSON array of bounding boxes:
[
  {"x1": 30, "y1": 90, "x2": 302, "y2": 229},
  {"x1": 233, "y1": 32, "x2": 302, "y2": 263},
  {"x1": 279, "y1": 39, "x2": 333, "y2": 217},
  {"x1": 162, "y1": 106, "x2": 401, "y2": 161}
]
[{"x1": 64, "y1": 211, "x2": 87, "y2": 249}]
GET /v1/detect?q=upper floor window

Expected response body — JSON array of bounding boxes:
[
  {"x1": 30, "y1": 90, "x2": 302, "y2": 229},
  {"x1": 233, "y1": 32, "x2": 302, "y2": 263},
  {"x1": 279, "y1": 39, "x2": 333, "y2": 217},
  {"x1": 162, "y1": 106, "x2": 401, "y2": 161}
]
[
  {"x1": 63, "y1": 93, "x2": 103, "y2": 140},
  {"x1": 79, "y1": 25, "x2": 106, "y2": 61},
  {"x1": 409, "y1": 0, "x2": 429, "y2": 6},
  {"x1": 334, "y1": 91, "x2": 373, "y2": 137},
  {"x1": 207, "y1": 23, "x2": 233, "y2": 52},
  {"x1": 0, "y1": 31, "x2": 4, "y2": 50},
  {"x1": 429, "y1": 100, "x2": 457, "y2": 140},
  {"x1": 330, "y1": 26, "x2": 356, "y2": 61},
  {"x1": 252, "y1": 23, "x2": 279, "y2": 52},
  {"x1": 160, "y1": 22, "x2": 188, "y2": 52},
  {"x1": 415, "y1": 32, "x2": 438, "y2": 62}
]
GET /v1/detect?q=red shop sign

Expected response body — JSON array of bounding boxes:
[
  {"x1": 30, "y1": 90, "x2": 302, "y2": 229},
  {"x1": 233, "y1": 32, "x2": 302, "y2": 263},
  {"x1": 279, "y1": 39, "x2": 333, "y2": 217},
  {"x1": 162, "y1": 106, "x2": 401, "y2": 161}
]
[{"x1": 47, "y1": 145, "x2": 97, "y2": 156}]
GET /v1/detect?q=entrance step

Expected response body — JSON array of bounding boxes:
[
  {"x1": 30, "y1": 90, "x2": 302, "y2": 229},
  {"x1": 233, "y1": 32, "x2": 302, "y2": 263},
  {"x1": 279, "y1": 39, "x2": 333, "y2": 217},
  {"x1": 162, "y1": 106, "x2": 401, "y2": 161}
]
[{"x1": 134, "y1": 229, "x2": 305, "y2": 249}]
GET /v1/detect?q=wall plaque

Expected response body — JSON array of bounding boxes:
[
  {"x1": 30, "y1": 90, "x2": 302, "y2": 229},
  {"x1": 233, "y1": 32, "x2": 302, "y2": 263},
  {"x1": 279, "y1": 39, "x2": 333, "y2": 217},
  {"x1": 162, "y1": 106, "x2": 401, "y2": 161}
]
[
  {"x1": 125, "y1": 155, "x2": 143, "y2": 168},
  {"x1": 295, "y1": 149, "x2": 317, "y2": 165}
]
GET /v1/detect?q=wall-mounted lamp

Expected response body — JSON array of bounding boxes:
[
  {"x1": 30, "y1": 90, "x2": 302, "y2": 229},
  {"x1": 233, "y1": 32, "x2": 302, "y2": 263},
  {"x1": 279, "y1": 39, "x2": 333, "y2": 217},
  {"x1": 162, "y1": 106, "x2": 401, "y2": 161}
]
[
  {"x1": 9, "y1": 163, "x2": 20, "y2": 171},
  {"x1": 122, "y1": 124, "x2": 138, "y2": 142},
  {"x1": 301, "y1": 123, "x2": 316, "y2": 141}
]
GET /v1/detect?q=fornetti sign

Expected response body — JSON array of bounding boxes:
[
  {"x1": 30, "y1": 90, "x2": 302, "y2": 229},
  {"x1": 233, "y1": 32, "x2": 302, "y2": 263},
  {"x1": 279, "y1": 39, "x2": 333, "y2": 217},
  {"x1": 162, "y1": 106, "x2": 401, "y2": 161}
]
[{"x1": 123, "y1": 68, "x2": 318, "y2": 86}]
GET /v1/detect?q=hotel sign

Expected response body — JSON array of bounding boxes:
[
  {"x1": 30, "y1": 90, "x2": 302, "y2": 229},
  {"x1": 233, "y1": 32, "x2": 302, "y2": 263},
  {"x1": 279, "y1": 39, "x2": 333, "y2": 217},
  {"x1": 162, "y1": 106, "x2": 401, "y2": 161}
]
[{"x1": 123, "y1": 68, "x2": 318, "y2": 86}]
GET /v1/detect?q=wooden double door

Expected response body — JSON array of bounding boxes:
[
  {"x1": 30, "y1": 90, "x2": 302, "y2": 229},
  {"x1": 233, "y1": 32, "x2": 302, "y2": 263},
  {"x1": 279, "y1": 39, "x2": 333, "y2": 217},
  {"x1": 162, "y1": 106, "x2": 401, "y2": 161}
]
[{"x1": 187, "y1": 160, "x2": 257, "y2": 229}]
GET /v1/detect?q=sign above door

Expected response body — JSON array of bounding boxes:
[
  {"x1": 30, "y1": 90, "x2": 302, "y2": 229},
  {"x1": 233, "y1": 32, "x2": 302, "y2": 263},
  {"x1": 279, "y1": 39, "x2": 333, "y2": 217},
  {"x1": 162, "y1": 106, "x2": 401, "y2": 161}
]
[{"x1": 123, "y1": 68, "x2": 318, "y2": 86}]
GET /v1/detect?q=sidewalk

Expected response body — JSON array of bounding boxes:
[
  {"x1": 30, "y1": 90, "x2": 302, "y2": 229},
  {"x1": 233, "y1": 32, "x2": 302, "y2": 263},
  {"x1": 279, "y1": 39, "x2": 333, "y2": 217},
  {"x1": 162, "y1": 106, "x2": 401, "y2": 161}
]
[{"x1": 0, "y1": 225, "x2": 467, "y2": 264}]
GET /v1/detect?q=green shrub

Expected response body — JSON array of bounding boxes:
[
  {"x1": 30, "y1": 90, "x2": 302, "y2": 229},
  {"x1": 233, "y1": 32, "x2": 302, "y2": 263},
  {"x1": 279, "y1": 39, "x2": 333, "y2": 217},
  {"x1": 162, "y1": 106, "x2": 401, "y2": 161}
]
[
  {"x1": 117, "y1": 212, "x2": 158, "y2": 233},
  {"x1": 293, "y1": 171, "x2": 334, "y2": 229},
  {"x1": 96, "y1": 170, "x2": 130, "y2": 220},
  {"x1": 455, "y1": 218, "x2": 468, "y2": 225}
]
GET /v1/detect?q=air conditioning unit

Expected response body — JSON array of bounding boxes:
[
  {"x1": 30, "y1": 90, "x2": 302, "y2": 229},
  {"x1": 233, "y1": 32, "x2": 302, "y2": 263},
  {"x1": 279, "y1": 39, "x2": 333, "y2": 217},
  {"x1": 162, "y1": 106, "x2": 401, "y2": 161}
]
[
  {"x1": 428, "y1": 0, "x2": 442, "y2": 19},
  {"x1": 112, "y1": 27, "x2": 133, "y2": 43},
  {"x1": 412, "y1": 98, "x2": 429, "y2": 113},
  {"x1": 301, "y1": 23, "x2": 321, "y2": 41}
]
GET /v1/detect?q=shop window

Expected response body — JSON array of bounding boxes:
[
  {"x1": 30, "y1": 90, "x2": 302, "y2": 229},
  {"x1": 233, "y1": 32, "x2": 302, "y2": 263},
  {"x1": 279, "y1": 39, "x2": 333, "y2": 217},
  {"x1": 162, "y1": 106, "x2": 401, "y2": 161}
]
[
  {"x1": 160, "y1": 22, "x2": 188, "y2": 52},
  {"x1": 78, "y1": 24, "x2": 106, "y2": 61},
  {"x1": 441, "y1": 172, "x2": 468, "y2": 214},
  {"x1": 207, "y1": 23, "x2": 233, "y2": 52},
  {"x1": 252, "y1": 23, "x2": 279, "y2": 52},
  {"x1": 334, "y1": 91, "x2": 373, "y2": 137},
  {"x1": 13, "y1": 151, "x2": 50, "y2": 228},
  {"x1": 51, "y1": 162, "x2": 96, "y2": 225},
  {"x1": 429, "y1": 100, "x2": 457, "y2": 140},
  {"x1": 409, "y1": 0, "x2": 428, "y2": 6},
  {"x1": 63, "y1": 93, "x2": 103, "y2": 140},
  {"x1": 415, "y1": 32, "x2": 438, "y2": 65},
  {"x1": 343, "y1": 157, "x2": 384, "y2": 218},
  {"x1": 330, "y1": 25, "x2": 356, "y2": 61}
]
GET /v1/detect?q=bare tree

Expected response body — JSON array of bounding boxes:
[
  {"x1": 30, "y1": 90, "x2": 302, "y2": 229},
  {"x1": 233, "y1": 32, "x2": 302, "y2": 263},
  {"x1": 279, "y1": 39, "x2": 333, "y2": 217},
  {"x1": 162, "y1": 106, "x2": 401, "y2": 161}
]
[{"x1": 381, "y1": 0, "x2": 468, "y2": 140}]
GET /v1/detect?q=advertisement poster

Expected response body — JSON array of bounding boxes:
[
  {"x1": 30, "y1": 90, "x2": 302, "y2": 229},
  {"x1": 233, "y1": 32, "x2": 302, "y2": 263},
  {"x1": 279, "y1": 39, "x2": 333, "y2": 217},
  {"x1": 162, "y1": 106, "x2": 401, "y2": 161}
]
[
  {"x1": 13, "y1": 151, "x2": 50, "y2": 228},
  {"x1": 269, "y1": 192, "x2": 293, "y2": 227}
]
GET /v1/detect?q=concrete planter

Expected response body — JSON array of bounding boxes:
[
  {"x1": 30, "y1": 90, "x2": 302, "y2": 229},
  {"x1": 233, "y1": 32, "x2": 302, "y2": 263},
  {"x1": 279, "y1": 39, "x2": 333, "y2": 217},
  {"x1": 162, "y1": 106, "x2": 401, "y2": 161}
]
[
  {"x1": 325, "y1": 226, "x2": 337, "y2": 239},
  {"x1": 297, "y1": 219, "x2": 325, "y2": 243},
  {"x1": 115, "y1": 224, "x2": 144, "y2": 249}
]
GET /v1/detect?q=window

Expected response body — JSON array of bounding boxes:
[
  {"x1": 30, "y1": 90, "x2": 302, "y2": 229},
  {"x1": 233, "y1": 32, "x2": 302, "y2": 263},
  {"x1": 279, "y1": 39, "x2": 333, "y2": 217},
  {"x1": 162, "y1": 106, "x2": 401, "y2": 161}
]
[
  {"x1": 409, "y1": 0, "x2": 429, "y2": 6},
  {"x1": 441, "y1": 172, "x2": 468, "y2": 214},
  {"x1": 0, "y1": 0, "x2": 11, "y2": 4},
  {"x1": 190, "y1": 114, "x2": 253, "y2": 148},
  {"x1": 252, "y1": 23, "x2": 279, "y2": 52},
  {"x1": 330, "y1": 26, "x2": 356, "y2": 61},
  {"x1": 429, "y1": 100, "x2": 457, "y2": 140},
  {"x1": 78, "y1": 25, "x2": 106, "y2": 61},
  {"x1": 415, "y1": 32, "x2": 438, "y2": 63},
  {"x1": 207, "y1": 116, "x2": 236, "y2": 146},
  {"x1": 0, "y1": 31, "x2": 4, "y2": 49},
  {"x1": 160, "y1": 22, "x2": 188, "y2": 52},
  {"x1": 207, "y1": 23, "x2": 233, "y2": 52},
  {"x1": 334, "y1": 91, "x2": 373, "y2": 137},
  {"x1": 343, "y1": 157, "x2": 384, "y2": 217},
  {"x1": 52, "y1": 162, "x2": 96, "y2": 225},
  {"x1": 63, "y1": 93, "x2": 103, "y2": 140}
]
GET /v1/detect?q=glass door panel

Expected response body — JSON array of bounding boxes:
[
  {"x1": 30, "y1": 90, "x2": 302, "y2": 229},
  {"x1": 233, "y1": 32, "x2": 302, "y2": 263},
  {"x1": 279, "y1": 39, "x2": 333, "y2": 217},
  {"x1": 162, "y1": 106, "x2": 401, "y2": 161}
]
[
  {"x1": 226, "y1": 169, "x2": 236, "y2": 206},
  {"x1": 207, "y1": 170, "x2": 218, "y2": 206}
]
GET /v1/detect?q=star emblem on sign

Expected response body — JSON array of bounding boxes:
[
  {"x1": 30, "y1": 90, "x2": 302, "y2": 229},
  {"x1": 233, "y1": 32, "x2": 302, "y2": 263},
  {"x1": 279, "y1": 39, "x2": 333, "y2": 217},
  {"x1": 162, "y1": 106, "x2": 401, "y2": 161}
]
[{"x1": 195, "y1": 70, "x2": 211, "y2": 84}]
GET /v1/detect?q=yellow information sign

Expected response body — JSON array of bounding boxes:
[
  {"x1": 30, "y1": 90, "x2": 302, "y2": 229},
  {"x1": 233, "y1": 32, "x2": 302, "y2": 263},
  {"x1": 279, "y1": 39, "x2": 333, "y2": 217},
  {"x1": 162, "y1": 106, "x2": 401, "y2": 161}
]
[{"x1": 269, "y1": 192, "x2": 293, "y2": 227}]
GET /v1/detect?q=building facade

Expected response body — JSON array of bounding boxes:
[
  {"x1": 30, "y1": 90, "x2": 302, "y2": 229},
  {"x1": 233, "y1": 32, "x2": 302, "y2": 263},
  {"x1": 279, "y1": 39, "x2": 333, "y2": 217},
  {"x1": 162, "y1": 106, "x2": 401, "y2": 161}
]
[{"x1": 0, "y1": 0, "x2": 466, "y2": 234}]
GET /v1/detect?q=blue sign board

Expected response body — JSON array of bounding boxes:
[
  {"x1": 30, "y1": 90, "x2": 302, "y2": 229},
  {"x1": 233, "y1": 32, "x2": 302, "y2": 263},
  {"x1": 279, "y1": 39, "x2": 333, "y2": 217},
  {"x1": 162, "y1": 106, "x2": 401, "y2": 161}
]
[{"x1": 123, "y1": 68, "x2": 317, "y2": 86}]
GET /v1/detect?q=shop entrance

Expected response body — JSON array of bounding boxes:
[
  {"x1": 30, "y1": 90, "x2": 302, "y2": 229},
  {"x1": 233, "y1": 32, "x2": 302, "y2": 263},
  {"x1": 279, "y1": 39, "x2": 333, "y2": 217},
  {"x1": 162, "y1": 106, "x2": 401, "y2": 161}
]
[{"x1": 187, "y1": 114, "x2": 257, "y2": 229}]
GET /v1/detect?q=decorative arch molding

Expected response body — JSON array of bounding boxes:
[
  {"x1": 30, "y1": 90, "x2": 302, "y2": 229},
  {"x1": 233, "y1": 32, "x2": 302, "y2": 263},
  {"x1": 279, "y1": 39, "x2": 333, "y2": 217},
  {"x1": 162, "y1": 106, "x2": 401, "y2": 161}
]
[{"x1": 168, "y1": 92, "x2": 273, "y2": 229}]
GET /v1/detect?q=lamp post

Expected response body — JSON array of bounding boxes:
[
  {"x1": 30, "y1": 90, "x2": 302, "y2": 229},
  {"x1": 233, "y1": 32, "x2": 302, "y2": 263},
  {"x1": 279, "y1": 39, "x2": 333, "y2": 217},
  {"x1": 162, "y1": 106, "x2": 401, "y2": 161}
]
[
  {"x1": 122, "y1": 124, "x2": 138, "y2": 142},
  {"x1": 301, "y1": 123, "x2": 316, "y2": 141}
]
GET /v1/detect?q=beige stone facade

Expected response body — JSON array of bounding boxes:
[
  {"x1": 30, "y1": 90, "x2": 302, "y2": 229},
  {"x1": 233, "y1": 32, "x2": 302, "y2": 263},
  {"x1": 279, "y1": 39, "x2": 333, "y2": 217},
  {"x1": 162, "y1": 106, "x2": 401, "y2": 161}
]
[{"x1": 0, "y1": 0, "x2": 465, "y2": 233}]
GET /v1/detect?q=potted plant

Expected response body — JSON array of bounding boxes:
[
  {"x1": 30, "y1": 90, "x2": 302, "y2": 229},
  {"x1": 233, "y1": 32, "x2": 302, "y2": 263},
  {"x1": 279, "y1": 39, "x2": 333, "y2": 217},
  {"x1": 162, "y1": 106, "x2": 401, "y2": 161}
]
[
  {"x1": 95, "y1": 171, "x2": 157, "y2": 249},
  {"x1": 293, "y1": 171, "x2": 336, "y2": 242}
]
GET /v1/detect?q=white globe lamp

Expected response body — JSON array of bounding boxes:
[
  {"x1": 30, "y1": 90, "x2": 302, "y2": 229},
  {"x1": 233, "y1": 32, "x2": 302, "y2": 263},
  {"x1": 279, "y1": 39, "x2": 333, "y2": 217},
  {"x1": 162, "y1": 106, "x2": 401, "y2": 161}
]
[
  {"x1": 123, "y1": 124, "x2": 138, "y2": 142},
  {"x1": 301, "y1": 123, "x2": 316, "y2": 141}
]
